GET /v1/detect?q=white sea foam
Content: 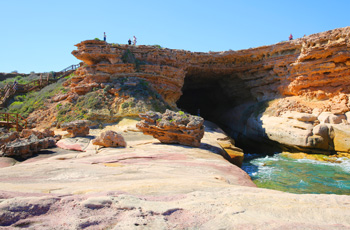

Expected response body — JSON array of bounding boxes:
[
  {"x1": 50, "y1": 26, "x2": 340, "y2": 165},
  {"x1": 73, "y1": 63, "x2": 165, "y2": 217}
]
[{"x1": 294, "y1": 156, "x2": 350, "y2": 172}]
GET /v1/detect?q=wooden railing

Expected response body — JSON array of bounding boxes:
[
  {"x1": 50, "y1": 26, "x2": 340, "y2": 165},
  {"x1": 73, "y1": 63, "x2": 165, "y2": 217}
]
[
  {"x1": 0, "y1": 112, "x2": 27, "y2": 131},
  {"x1": 60, "y1": 64, "x2": 80, "y2": 73},
  {"x1": 0, "y1": 64, "x2": 80, "y2": 107}
]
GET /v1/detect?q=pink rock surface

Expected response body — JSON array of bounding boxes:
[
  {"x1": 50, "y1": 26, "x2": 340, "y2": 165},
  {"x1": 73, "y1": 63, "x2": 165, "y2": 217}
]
[
  {"x1": 56, "y1": 137, "x2": 91, "y2": 152},
  {"x1": 0, "y1": 157, "x2": 17, "y2": 168},
  {"x1": 0, "y1": 122, "x2": 350, "y2": 229}
]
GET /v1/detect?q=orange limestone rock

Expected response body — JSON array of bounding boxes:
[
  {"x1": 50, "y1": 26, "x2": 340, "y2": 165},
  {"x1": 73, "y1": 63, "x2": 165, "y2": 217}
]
[
  {"x1": 92, "y1": 130, "x2": 126, "y2": 148},
  {"x1": 72, "y1": 27, "x2": 350, "y2": 105},
  {"x1": 71, "y1": 41, "x2": 186, "y2": 107},
  {"x1": 68, "y1": 26, "x2": 350, "y2": 154},
  {"x1": 60, "y1": 120, "x2": 90, "y2": 137},
  {"x1": 136, "y1": 110, "x2": 204, "y2": 147}
]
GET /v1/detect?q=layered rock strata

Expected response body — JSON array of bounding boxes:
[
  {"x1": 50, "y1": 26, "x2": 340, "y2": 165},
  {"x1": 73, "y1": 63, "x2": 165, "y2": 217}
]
[
  {"x1": 136, "y1": 110, "x2": 204, "y2": 147},
  {"x1": 72, "y1": 27, "x2": 350, "y2": 104},
  {"x1": 68, "y1": 26, "x2": 350, "y2": 153}
]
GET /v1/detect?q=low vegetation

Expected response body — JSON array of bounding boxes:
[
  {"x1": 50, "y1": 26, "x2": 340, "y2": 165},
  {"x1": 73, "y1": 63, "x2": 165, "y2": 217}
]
[
  {"x1": 3, "y1": 78, "x2": 68, "y2": 118},
  {"x1": 0, "y1": 69, "x2": 171, "y2": 126}
]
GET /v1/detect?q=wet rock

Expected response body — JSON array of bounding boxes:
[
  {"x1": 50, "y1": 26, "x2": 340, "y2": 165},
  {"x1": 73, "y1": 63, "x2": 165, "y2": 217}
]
[
  {"x1": 217, "y1": 137, "x2": 244, "y2": 167},
  {"x1": 136, "y1": 110, "x2": 204, "y2": 147},
  {"x1": 332, "y1": 125, "x2": 350, "y2": 152},
  {"x1": 92, "y1": 130, "x2": 126, "y2": 147}
]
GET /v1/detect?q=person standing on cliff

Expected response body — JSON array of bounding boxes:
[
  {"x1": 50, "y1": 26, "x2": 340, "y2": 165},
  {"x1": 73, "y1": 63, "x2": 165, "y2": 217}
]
[
  {"x1": 13, "y1": 80, "x2": 18, "y2": 90},
  {"x1": 289, "y1": 34, "x2": 293, "y2": 40},
  {"x1": 104, "y1": 32, "x2": 106, "y2": 42},
  {"x1": 128, "y1": 39, "x2": 132, "y2": 45},
  {"x1": 133, "y1": 36, "x2": 137, "y2": 45}
]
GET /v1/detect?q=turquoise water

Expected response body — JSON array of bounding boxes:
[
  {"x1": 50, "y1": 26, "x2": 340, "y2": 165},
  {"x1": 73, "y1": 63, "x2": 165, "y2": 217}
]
[{"x1": 242, "y1": 153, "x2": 350, "y2": 195}]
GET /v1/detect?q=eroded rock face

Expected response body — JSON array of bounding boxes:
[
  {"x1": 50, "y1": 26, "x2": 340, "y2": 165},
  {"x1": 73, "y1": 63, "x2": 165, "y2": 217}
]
[
  {"x1": 221, "y1": 99, "x2": 350, "y2": 154},
  {"x1": 68, "y1": 27, "x2": 350, "y2": 154},
  {"x1": 1, "y1": 135, "x2": 55, "y2": 159},
  {"x1": 92, "y1": 130, "x2": 126, "y2": 147},
  {"x1": 71, "y1": 42, "x2": 186, "y2": 108},
  {"x1": 0, "y1": 132, "x2": 19, "y2": 147},
  {"x1": 136, "y1": 110, "x2": 204, "y2": 147},
  {"x1": 61, "y1": 120, "x2": 90, "y2": 137},
  {"x1": 0, "y1": 129, "x2": 58, "y2": 159},
  {"x1": 72, "y1": 27, "x2": 350, "y2": 105},
  {"x1": 20, "y1": 128, "x2": 55, "y2": 139}
]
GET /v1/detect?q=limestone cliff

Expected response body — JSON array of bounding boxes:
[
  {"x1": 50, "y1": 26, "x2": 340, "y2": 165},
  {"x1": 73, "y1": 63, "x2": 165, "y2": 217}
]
[
  {"x1": 68, "y1": 26, "x2": 350, "y2": 154},
  {"x1": 72, "y1": 27, "x2": 350, "y2": 104}
]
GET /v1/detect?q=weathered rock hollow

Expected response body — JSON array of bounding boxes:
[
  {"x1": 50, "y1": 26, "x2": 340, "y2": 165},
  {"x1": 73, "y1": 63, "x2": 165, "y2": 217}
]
[{"x1": 71, "y1": 26, "x2": 350, "y2": 154}]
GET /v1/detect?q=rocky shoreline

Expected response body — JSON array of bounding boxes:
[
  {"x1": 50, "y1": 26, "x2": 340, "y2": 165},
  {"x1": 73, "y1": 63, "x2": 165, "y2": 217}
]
[
  {"x1": 2, "y1": 26, "x2": 350, "y2": 228},
  {"x1": 0, "y1": 119, "x2": 350, "y2": 229}
]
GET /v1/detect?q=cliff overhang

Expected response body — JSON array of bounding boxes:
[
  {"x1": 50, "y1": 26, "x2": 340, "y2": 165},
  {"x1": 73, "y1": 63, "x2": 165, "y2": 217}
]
[{"x1": 71, "y1": 26, "x2": 350, "y2": 154}]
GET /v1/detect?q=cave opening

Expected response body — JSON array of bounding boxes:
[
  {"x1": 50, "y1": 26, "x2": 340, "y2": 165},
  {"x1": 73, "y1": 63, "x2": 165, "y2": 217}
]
[
  {"x1": 176, "y1": 72, "x2": 281, "y2": 154},
  {"x1": 177, "y1": 72, "x2": 254, "y2": 126},
  {"x1": 176, "y1": 81, "x2": 230, "y2": 123}
]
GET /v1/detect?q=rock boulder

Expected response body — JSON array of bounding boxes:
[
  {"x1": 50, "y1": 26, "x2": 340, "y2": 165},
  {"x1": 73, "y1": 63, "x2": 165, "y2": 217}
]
[
  {"x1": 136, "y1": 110, "x2": 204, "y2": 147},
  {"x1": 61, "y1": 120, "x2": 90, "y2": 137},
  {"x1": 92, "y1": 130, "x2": 126, "y2": 147},
  {"x1": 1, "y1": 134, "x2": 56, "y2": 159}
]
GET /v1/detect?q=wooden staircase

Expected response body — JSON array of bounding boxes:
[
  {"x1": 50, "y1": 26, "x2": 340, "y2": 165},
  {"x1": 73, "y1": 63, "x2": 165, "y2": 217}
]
[
  {"x1": 0, "y1": 64, "x2": 80, "y2": 108},
  {"x1": 0, "y1": 112, "x2": 27, "y2": 131}
]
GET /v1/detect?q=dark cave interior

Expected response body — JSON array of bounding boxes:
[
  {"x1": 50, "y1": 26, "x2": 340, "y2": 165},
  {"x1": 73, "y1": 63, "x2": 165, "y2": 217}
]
[
  {"x1": 176, "y1": 73, "x2": 281, "y2": 154},
  {"x1": 176, "y1": 73, "x2": 253, "y2": 124}
]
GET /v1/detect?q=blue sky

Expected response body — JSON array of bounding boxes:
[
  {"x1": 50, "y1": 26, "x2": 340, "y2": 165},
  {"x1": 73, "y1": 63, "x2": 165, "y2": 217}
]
[{"x1": 1, "y1": 0, "x2": 349, "y2": 73}]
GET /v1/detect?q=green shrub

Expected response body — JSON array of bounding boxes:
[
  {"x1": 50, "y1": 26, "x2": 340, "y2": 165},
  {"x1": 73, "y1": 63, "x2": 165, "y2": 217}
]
[
  {"x1": 9, "y1": 101, "x2": 23, "y2": 111},
  {"x1": 103, "y1": 85, "x2": 112, "y2": 93},
  {"x1": 129, "y1": 101, "x2": 136, "y2": 107},
  {"x1": 121, "y1": 102, "x2": 129, "y2": 109},
  {"x1": 121, "y1": 49, "x2": 136, "y2": 64},
  {"x1": 14, "y1": 95, "x2": 26, "y2": 102}
]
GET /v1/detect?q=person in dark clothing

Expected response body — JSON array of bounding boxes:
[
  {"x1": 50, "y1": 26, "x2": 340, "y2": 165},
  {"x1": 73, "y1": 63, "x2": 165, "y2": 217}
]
[
  {"x1": 128, "y1": 39, "x2": 132, "y2": 45},
  {"x1": 13, "y1": 80, "x2": 18, "y2": 90},
  {"x1": 104, "y1": 32, "x2": 106, "y2": 42},
  {"x1": 289, "y1": 34, "x2": 293, "y2": 40}
]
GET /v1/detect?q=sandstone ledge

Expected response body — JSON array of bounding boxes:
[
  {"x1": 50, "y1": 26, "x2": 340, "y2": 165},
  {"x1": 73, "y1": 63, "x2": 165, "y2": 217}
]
[{"x1": 0, "y1": 121, "x2": 350, "y2": 229}]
